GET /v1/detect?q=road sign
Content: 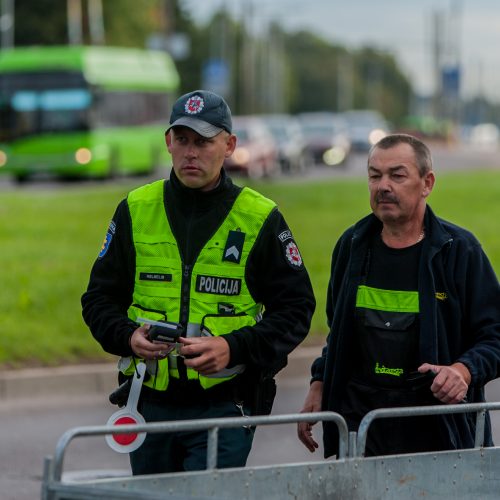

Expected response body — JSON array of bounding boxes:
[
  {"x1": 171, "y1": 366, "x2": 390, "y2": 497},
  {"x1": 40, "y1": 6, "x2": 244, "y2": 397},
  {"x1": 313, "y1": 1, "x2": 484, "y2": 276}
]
[{"x1": 202, "y1": 58, "x2": 230, "y2": 97}]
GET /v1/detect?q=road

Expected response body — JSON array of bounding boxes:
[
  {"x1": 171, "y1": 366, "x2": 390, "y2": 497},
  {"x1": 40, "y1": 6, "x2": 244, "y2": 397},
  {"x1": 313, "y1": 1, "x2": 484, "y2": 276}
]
[{"x1": 1, "y1": 142, "x2": 500, "y2": 191}]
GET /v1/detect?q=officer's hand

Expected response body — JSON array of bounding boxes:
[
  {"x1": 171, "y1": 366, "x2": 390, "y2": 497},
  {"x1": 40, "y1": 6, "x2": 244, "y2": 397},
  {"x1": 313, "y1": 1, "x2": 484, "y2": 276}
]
[
  {"x1": 130, "y1": 325, "x2": 172, "y2": 360},
  {"x1": 418, "y1": 362, "x2": 471, "y2": 404},
  {"x1": 178, "y1": 336, "x2": 230, "y2": 375},
  {"x1": 297, "y1": 380, "x2": 323, "y2": 452}
]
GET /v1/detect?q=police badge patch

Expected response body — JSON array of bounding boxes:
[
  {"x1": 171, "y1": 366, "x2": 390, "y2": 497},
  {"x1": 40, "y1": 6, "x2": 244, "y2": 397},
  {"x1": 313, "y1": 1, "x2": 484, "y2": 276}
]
[
  {"x1": 284, "y1": 241, "x2": 303, "y2": 268},
  {"x1": 98, "y1": 220, "x2": 116, "y2": 259},
  {"x1": 278, "y1": 230, "x2": 303, "y2": 269}
]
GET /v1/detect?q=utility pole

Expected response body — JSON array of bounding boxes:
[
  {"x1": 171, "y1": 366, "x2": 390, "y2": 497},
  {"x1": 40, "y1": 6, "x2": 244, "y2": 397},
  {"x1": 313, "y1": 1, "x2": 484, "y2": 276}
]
[
  {"x1": 337, "y1": 52, "x2": 353, "y2": 112},
  {"x1": 88, "y1": 0, "x2": 105, "y2": 45},
  {"x1": 431, "y1": 10, "x2": 444, "y2": 120},
  {"x1": 0, "y1": 0, "x2": 14, "y2": 50},
  {"x1": 67, "y1": 0, "x2": 83, "y2": 45},
  {"x1": 67, "y1": 0, "x2": 105, "y2": 46},
  {"x1": 240, "y1": 0, "x2": 256, "y2": 114}
]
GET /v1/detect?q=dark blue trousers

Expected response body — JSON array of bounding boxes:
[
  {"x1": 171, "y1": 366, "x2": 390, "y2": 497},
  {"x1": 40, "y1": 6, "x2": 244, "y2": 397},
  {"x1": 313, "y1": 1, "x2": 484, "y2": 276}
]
[{"x1": 130, "y1": 398, "x2": 254, "y2": 474}]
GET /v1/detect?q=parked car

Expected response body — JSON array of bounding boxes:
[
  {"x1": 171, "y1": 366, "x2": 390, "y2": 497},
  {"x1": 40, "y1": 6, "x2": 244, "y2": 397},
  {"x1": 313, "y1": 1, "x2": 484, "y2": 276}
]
[
  {"x1": 468, "y1": 123, "x2": 499, "y2": 150},
  {"x1": 224, "y1": 115, "x2": 279, "y2": 178},
  {"x1": 343, "y1": 109, "x2": 390, "y2": 151},
  {"x1": 297, "y1": 112, "x2": 351, "y2": 167},
  {"x1": 260, "y1": 114, "x2": 310, "y2": 174}
]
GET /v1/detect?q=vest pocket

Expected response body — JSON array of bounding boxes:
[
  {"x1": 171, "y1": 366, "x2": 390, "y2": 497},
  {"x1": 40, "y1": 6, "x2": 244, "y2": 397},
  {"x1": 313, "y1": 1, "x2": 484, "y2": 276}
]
[
  {"x1": 128, "y1": 304, "x2": 167, "y2": 323},
  {"x1": 201, "y1": 312, "x2": 257, "y2": 336}
]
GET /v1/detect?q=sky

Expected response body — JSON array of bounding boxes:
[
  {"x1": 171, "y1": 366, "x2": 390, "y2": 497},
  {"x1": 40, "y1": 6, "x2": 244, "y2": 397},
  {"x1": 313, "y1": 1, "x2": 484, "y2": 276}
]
[{"x1": 181, "y1": 0, "x2": 500, "y2": 103}]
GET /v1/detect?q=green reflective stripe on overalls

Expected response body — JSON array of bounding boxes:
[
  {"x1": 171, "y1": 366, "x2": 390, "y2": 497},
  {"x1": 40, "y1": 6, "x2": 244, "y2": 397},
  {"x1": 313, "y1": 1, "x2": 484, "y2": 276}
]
[
  {"x1": 123, "y1": 179, "x2": 275, "y2": 391},
  {"x1": 356, "y1": 285, "x2": 420, "y2": 312}
]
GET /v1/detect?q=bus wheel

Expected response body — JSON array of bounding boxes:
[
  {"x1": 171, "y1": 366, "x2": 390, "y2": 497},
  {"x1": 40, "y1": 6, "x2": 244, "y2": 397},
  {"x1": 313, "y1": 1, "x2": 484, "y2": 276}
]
[{"x1": 14, "y1": 174, "x2": 30, "y2": 184}]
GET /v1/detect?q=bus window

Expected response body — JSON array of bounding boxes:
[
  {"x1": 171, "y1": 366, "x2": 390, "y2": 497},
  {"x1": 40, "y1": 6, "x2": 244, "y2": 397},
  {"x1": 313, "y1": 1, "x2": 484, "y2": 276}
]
[{"x1": 8, "y1": 88, "x2": 92, "y2": 136}]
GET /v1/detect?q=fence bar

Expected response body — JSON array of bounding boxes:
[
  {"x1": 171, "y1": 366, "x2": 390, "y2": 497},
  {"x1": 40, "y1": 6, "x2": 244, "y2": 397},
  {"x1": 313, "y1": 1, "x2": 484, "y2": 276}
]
[{"x1": 356, "y1": 401, "x2": 500, "y2": 457}]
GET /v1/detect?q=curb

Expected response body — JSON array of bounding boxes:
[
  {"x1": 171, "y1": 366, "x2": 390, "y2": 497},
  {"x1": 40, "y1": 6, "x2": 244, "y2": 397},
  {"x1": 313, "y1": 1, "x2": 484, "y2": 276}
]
[{"x1": 0, "y1": 346, "x2": 320, "y2": 403}]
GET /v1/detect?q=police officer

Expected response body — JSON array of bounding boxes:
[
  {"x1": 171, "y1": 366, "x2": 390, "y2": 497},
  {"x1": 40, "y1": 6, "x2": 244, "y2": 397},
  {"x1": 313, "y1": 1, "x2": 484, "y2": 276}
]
[{"x1": 82, "y1": 90, "x2": 315, "y2": 474}]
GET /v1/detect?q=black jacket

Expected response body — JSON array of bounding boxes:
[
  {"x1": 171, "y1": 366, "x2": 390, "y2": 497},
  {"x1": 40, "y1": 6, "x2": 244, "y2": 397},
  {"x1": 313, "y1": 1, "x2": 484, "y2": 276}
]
[
  {"x1": 311, "y1": 205, "x2": 500, "y2": 457},
  {"x1": 82, "y1": 169, "x2": 315, "y2": 392}
]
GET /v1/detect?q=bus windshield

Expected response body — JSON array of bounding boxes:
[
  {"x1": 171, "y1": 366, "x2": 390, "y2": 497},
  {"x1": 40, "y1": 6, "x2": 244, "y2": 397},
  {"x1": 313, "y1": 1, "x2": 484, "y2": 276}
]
[{"x1": 0, "y1": 71, "x2": 91, "y2": 140}]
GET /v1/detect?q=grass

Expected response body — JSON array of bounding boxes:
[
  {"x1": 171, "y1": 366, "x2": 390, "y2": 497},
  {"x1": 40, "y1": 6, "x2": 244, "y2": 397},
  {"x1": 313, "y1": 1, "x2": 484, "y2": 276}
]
[{"x1": 1, "y1": 170, "x2": 500, "y2": 368}]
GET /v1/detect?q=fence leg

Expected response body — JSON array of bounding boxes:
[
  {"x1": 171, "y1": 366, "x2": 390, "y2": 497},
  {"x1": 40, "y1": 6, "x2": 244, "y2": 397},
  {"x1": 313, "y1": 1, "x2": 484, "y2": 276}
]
[
  {"x1": 475, "y1": 410, "x2": 486, "y2": 448},
  {"x1": 206, "y1": 427, "x2": 219, "y2": 470}
]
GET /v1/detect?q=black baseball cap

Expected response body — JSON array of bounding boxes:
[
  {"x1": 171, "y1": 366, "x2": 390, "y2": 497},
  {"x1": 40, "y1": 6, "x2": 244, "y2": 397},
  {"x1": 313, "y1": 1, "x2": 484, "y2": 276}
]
[{"x1": 167, "y1": 90, "x2": 232, "y2": 138}]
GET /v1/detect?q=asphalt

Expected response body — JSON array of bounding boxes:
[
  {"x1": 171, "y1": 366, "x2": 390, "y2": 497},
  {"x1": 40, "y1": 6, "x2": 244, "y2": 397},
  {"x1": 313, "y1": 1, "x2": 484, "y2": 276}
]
[{"x1": 0, "y1": 345, "x2": 320, "y2": 403}]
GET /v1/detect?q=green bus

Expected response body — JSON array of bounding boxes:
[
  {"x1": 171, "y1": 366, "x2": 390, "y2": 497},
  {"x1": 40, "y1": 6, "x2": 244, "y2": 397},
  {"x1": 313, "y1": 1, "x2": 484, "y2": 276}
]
[{"x1": 0, "y1": 45, "x2": 180, "y2": 181}]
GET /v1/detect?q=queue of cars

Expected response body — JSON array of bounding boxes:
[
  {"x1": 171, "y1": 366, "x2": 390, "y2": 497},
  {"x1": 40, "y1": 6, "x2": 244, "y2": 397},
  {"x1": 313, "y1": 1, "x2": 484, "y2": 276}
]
[{"x1": 223, "y1": 109, "x2": 391, "y2": 178}]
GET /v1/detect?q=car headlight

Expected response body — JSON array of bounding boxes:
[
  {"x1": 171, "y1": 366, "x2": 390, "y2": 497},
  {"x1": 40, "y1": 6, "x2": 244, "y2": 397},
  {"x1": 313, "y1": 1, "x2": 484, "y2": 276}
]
[
  {"x1": 323, "y1": 147, "x2": 346, "y2": 166},
  {"x1": 231, "y1": 147, "x2": 251, "y2": 165},
  {"x1": 369, "y1": 129, "x2": 387, "y2": 145}
]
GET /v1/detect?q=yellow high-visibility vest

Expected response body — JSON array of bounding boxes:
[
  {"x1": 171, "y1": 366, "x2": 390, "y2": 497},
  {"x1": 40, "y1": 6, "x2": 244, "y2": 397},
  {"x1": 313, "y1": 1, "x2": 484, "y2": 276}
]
[{"x1": 120, "y1": 179, "x2": 276, "y2": 390}]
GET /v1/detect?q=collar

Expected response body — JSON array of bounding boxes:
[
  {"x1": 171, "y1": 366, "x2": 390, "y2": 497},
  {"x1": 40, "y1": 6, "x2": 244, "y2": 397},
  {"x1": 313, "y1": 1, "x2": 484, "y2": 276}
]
[{"x1": 352, "y1": 205, "x2": 453, "y2": 251}]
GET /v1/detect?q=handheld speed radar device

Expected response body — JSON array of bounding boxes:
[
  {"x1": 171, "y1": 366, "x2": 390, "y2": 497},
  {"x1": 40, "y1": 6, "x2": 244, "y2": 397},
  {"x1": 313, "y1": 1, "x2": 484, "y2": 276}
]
[{"x1": 137, "y1": 317, "x2": 183, "y2": 344}]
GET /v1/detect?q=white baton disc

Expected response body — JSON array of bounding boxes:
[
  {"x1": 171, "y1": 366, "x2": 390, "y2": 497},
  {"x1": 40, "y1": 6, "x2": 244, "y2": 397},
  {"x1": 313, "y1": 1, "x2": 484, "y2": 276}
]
[{"x1": 105, "y1": 362, "x2": 147, "y2": 453}]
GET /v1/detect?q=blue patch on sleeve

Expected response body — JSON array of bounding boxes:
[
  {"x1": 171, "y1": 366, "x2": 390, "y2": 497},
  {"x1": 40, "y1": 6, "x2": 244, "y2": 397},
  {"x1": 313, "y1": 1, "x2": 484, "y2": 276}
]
[{"x1": 98, "y1": 221, "x2": 116, "y2": 259}]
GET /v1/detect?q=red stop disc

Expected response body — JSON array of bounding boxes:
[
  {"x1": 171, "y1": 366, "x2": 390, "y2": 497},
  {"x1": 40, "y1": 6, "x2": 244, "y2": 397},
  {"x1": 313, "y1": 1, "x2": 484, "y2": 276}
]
[{"x1": 112, "y1": 415, "x2": 139, "y2": 445}]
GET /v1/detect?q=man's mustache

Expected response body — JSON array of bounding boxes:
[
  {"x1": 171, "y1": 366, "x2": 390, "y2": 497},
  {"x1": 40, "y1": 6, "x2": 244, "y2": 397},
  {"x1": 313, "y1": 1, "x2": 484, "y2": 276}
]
[{"x1": 376, "y1": 194, "x2": 398, "y2": 204}]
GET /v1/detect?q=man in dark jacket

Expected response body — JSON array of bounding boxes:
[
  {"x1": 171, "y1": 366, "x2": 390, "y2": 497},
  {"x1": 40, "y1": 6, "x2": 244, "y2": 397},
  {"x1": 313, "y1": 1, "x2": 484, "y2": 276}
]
[
  {"x1": 298, "y1": 133, "x2": 500, "y2": 458},
  {"x1": 82, "y1": 90, "x2": 315, "y2": 473}
]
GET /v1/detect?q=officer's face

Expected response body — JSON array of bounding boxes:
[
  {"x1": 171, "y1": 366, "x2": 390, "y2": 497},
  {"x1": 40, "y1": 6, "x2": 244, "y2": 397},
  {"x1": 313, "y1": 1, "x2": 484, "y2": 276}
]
[
  {"x1": 367, "y1": 143, "x2": 434, "y2": 226},
  {"x1": 166, "y1": 127, "x2": 236, "y2": 191}
]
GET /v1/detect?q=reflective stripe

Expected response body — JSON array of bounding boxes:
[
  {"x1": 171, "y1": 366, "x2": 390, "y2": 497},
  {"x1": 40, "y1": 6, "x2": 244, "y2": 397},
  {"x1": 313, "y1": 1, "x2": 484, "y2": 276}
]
[
  {"x1": 168, "y1": 361, "x2": 245, "y2": 378},
  {"x1": 205, "y1": 365, "x2": 245, "y2": 378},
  {"x1": 356, "y1": 285, "x2": 419, "y2": 313}
]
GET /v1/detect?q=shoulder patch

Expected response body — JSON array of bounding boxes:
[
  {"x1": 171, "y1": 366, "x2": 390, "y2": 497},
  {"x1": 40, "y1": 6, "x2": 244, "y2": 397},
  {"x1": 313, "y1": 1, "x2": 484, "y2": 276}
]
[
  {"x1": 282, "y1": 239, "x2": 304, "y2": 269},
  {"x1": 98, "y1": 220, "x2": 116, "y2": 259}
]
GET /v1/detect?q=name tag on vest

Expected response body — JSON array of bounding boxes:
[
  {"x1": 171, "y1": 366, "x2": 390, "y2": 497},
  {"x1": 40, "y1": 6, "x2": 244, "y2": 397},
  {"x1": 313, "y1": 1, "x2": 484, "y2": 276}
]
[
  {"x1": 140, "y1": 272, "x2": 172, "y2": 282},
  {"x1": 196, "y1": 275, "x2": 241, "y2": 296}
]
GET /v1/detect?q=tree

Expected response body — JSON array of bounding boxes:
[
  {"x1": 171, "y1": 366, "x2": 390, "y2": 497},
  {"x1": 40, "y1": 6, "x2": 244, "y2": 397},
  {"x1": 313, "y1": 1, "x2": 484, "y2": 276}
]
[
  {"x1": 14, "y1": 0, "x2": 67, "y2": 45},
  {"x1": 9, "y1": 1, "x2": 413, "y2": 122},
  {"x1": 13, "y1": 0, "x2": 173, "y2": 48}
]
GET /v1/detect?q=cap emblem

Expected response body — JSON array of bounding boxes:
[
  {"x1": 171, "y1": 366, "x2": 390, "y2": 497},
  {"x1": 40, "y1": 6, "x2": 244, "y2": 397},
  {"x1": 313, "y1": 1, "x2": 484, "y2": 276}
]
[{"x1": 185, "y1": 95, "x2": 205, "y2": 115}]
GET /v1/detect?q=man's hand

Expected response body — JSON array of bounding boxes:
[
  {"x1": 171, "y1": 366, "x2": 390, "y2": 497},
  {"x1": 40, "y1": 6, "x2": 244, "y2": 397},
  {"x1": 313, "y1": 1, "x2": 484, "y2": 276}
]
[
  {"x1": 130, "y1": 325, "x2": 173, "y2": 360},
  {"x1": 297, "y1": 380, "x2": 323, "y2": 452},
  {"x1": 178, "y1": 336, "x2": 230, "y2": 375},
  {"x1": 418, "y1": 362, "x2": 471, "y2": 404}
]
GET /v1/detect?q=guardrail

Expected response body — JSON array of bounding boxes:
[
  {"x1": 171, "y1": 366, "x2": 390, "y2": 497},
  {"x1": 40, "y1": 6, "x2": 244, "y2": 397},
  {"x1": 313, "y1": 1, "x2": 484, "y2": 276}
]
[
  {"x1": 45, "y1": 412, "x2": 347, "y2": 484},
  {"x1": 42, "y1": 403, "x2": 500, "y2": 500},
  {"x1": 356, "y1": 401, "x2": 500, "y2": 457}
]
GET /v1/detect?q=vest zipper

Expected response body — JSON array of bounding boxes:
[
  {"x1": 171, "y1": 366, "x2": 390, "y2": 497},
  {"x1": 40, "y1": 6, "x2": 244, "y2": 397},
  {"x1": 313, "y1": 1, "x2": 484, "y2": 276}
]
[
  {"x1": 180, "y1": 263, "x2": 192, "y2": 327},
  {"x1": 177, "y1": 263, "x2": 192, "y2": 382}
]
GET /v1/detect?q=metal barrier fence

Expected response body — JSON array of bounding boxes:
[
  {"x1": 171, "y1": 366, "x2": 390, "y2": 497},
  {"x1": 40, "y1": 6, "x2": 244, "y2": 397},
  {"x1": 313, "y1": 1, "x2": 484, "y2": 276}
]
[{"x1": 42, "y1": 402, "x2": 500, "y2": 500}]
